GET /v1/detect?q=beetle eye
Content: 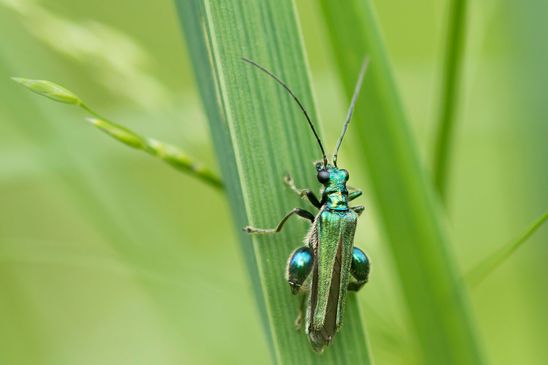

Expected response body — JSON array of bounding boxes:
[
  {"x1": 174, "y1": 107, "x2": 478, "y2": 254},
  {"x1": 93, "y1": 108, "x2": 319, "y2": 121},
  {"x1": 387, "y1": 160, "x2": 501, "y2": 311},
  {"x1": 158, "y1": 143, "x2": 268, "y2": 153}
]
[
  {"x1": 317, "y1": 170, "x2": 330, "y2": 184},
  {"x1": 341, "y1": 169, "x2": 349, "y2": 182}
]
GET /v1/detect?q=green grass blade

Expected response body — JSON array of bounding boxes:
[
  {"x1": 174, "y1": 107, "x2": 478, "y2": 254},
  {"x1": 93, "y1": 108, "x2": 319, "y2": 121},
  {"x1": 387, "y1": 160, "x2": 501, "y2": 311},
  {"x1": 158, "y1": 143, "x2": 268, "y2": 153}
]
[
  {"x1": 432, "y1": 0, "x2": 469, "y2": 200},
  {"x1": 175, "y1": 0, "x2": 372, "y2": 363},
  {"x1": 318, "y1": 1, "x2": 484, "y2": 364},
  {"x1": 467, "y1": 212, "x2": 548, "y2": 286},
  {"x1": 11, "y1": 77, "x2": 223, "y2": 189}
]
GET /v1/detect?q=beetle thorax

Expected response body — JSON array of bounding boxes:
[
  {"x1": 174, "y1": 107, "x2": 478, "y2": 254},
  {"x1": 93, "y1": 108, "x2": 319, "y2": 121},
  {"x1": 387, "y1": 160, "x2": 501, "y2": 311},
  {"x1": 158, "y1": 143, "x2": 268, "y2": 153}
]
[{"x1": 322, "y1": 168, "x2": 349, "y2": 211}]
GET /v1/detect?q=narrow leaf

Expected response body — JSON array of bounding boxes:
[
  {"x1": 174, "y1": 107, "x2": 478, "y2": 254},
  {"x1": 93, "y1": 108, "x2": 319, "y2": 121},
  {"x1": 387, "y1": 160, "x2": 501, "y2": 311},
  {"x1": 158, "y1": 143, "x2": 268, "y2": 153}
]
[
  {"x1": 176, "y1": 0, "x2": 372, "y2": 363},
  {"x1": 318, "y1": 1, "x2": 484, "y2": 364},
  {"x1": 467, "y1": 212, "x2": 548, "y2": 286},
  {"x1": 432, "y1": 0, "x2": 469, "y2": 200}
]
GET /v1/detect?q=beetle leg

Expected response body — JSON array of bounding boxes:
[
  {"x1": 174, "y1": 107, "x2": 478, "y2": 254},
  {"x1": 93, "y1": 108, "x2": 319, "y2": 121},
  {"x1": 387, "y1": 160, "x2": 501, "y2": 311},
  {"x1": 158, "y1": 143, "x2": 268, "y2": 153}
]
[
  {"x1": 284, "y1": 174, "x2": 322, "y2": 208},
  {"x1": 285, "y1": 245, "x2": 313, "y2": 329},
  {"x1": 348, "y1": 190, "x2": 363, "y2": 201},
  {"x1": 351, "y1": 205, "x2": 365, "y2": 216},
  {"x1": 244, "y1": 208, "x2": 315, "y2": 234},
  {"x1": 286, "y1": 246, "x2": 314, "y2": 293},
  {"x1": 348, "y1": 279, "x2": 367, "y2": 292},
  {"x1": 348, "y1": 246, "x2": 370, "y2": 292},
  {"x1": 294, "y1": 293, "x2": 308, "y2": 330}
]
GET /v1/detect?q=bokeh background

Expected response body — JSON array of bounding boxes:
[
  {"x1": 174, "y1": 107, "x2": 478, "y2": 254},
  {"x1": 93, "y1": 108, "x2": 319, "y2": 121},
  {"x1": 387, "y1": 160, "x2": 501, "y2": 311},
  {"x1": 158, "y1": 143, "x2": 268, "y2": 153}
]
[{"x1": 0, "y1": 0, "x2": 546, "y2": 364}]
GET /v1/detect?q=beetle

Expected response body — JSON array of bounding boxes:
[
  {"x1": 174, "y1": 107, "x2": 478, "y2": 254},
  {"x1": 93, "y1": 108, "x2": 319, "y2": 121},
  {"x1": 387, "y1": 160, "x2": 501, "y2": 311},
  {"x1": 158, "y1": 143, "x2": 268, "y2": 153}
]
[{"x1": 242, "y1": 57, "x2": 371, "y2": 352}]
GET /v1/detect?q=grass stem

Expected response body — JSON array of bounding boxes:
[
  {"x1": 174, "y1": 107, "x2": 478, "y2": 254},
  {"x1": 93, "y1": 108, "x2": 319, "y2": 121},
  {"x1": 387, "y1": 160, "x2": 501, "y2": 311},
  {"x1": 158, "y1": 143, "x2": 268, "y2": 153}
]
[
  {"x1": 432, "y1": 0, "x2": 469, "y2": 201},
  {"x1": 12, "y1": 77, "x2": 223, "y2": 189},
  {"x1": 467, "y1": 212, "x2": 548, "y2": 286}
]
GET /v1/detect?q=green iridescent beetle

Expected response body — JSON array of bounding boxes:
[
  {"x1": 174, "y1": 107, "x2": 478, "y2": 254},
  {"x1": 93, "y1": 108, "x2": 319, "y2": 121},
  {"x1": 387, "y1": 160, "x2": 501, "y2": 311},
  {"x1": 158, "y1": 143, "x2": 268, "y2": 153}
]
[{"x1": 243, "y1": 58, "x2": 371, "y2": 352}]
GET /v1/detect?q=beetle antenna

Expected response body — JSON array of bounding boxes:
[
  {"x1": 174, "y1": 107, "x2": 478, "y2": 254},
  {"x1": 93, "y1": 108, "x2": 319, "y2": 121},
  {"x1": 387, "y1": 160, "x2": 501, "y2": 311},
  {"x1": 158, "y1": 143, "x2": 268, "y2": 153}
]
[
  {"x1": 333, "y1": 58, "x2": 369, "y2": 167},
  {"x1": 242, "y1": 57, "x2": 327, "y2": 166}
]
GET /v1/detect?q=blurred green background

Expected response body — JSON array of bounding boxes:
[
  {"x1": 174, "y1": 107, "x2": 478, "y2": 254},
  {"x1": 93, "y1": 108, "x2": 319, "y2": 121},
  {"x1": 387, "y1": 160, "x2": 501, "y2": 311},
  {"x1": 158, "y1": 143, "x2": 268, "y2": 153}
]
[{"x1": 0, "y1": 0, "x2": 546, "y2": 364}]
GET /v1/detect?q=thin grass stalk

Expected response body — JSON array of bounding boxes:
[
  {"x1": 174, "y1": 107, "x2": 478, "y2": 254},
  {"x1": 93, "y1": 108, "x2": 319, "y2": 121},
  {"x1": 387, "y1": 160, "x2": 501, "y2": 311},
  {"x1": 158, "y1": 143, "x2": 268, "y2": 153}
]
[
  {"x1": 467, "y1": 212, "x2": 548, "y2": 286},
  {"x1": 11, "y1": 78, "x2": 223, "y2": 189},
  {"x1": 432, "y1": 0, "x2": 469, "y2": 201}
]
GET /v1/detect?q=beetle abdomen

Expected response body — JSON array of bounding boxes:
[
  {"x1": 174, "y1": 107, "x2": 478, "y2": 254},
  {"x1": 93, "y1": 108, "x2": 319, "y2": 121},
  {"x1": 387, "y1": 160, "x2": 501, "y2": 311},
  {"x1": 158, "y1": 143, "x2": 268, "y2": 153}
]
[{"x1": 307, "y1": 209, "x2": 357, "y2": 352}]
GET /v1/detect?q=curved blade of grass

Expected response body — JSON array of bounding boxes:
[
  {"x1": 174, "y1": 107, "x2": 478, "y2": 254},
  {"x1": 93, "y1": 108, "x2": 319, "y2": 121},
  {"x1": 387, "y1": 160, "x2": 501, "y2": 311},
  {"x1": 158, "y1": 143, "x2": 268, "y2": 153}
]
[
  {"x1": 432, "y1": 0, "x2": 469, "y2": 200},
  {"x1": 11, "y1": 77, "x2": 223, "y2": 189},
  {"x1": 318, "y1": 1, "x2": 484, "y2": 364},
  {"x1": 175, "y1": 0, "x2": 372, "y2": 363},
  {"x1": 467, "y1": 212, "x2": 548, "y2": 286}
]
